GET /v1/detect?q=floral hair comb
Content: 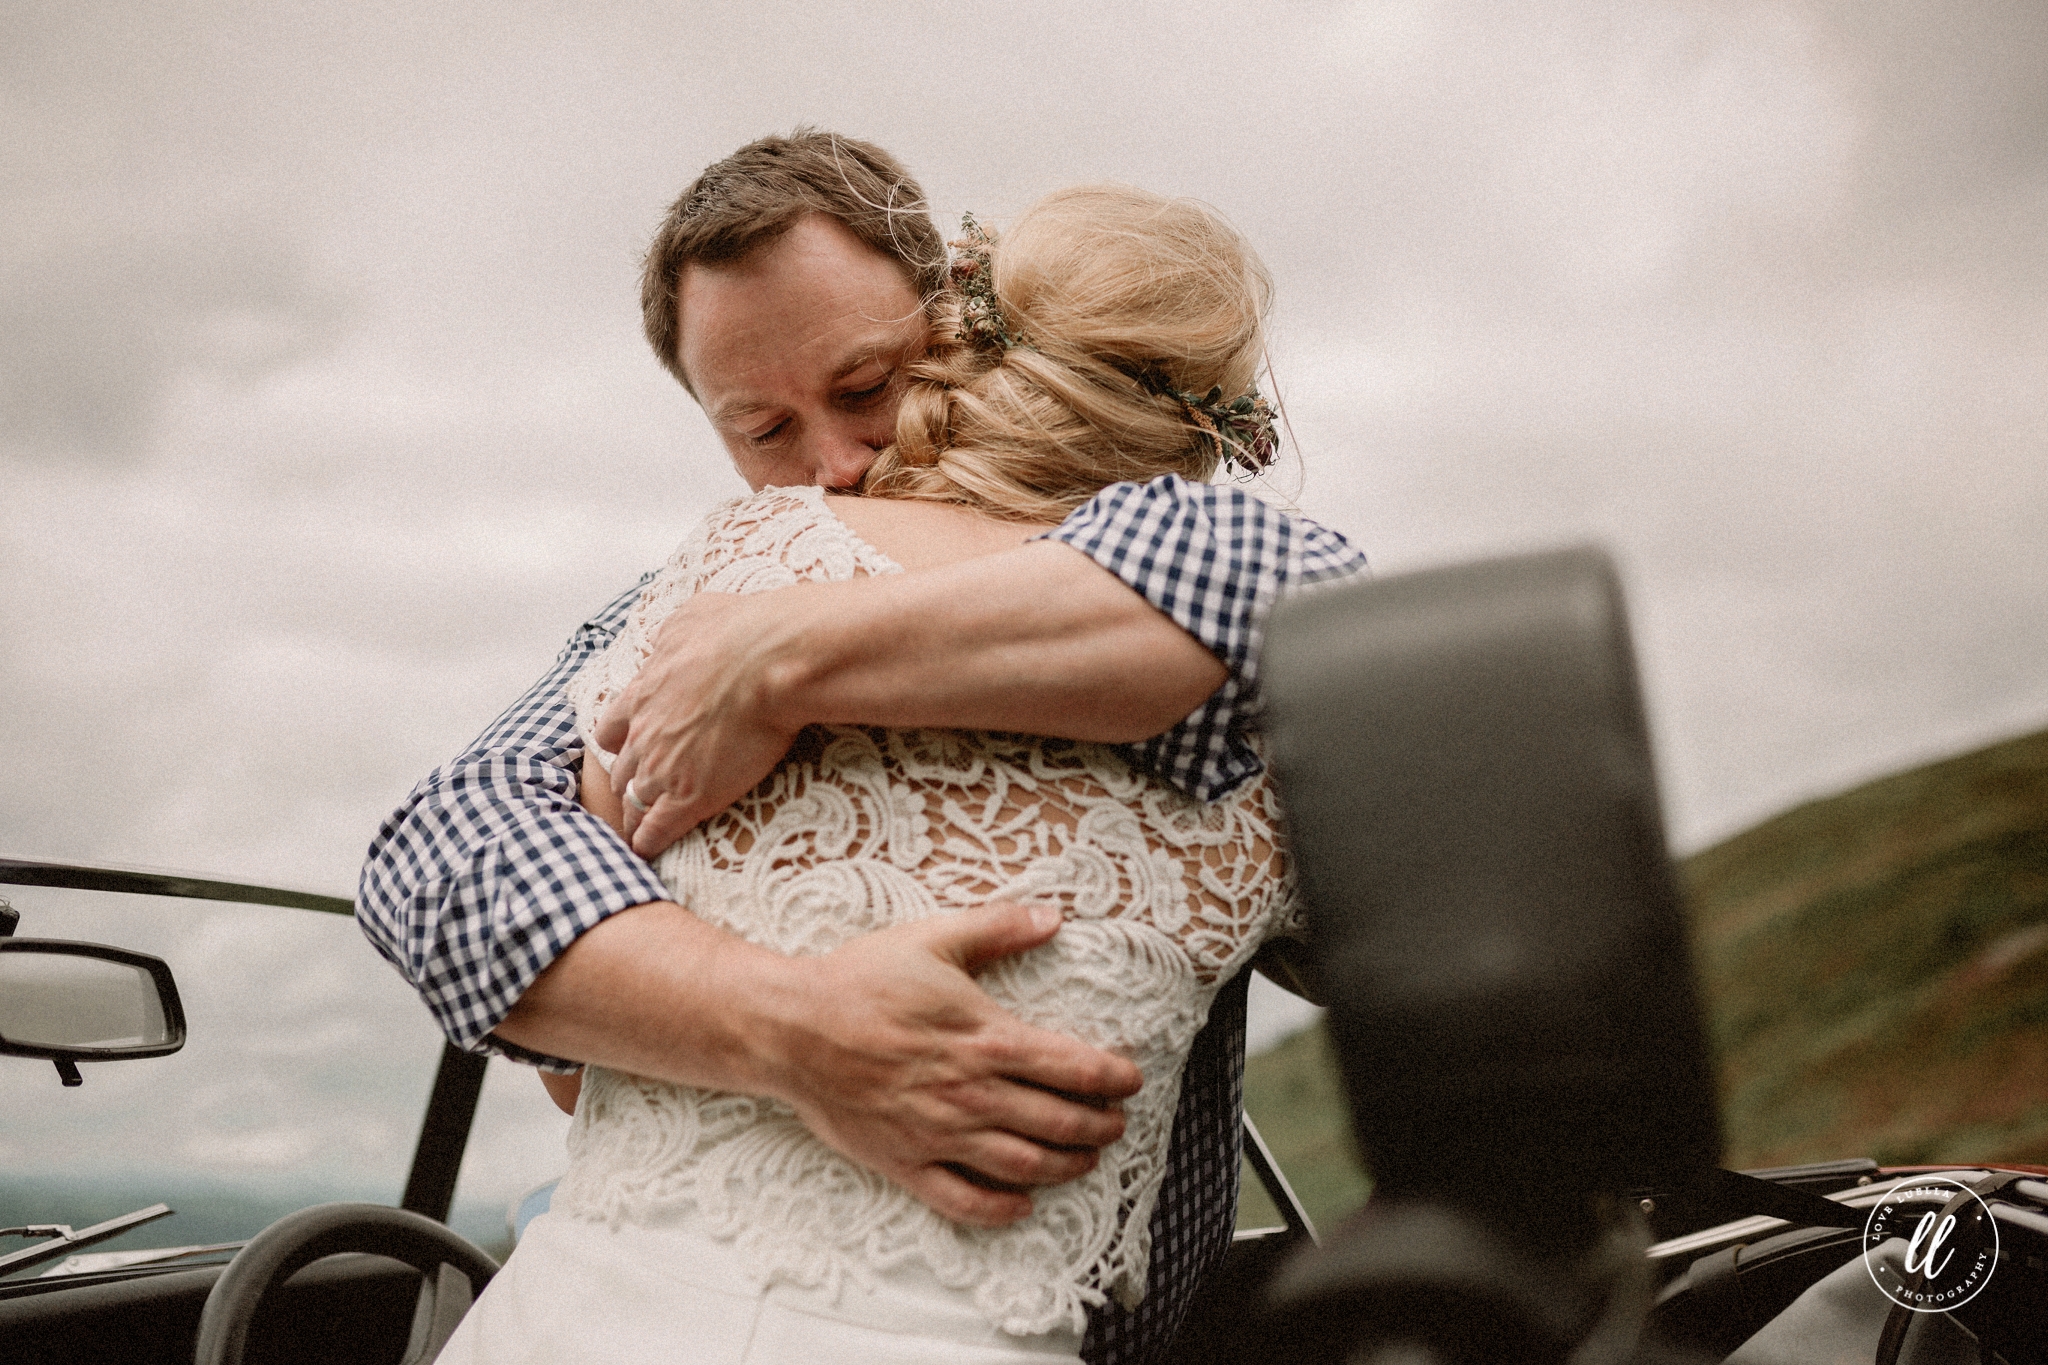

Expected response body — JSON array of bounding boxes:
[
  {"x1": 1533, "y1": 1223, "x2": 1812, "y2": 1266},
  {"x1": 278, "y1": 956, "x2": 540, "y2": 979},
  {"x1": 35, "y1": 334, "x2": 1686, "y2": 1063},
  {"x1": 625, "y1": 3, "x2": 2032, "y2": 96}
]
[{"x1": 950, "y1": 213, "x2": 1277, "y2": 475}]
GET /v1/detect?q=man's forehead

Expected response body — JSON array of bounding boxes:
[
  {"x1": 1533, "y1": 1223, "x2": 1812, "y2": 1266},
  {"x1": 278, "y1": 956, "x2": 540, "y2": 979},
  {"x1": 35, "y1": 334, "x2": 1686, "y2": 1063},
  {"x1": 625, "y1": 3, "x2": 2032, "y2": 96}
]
[
  {"x1": 678, "y1": 219, "x2": 929, "y2": 410},
  {"x1": 679, "y1": 215, "x2": 920, "y2": 324}
]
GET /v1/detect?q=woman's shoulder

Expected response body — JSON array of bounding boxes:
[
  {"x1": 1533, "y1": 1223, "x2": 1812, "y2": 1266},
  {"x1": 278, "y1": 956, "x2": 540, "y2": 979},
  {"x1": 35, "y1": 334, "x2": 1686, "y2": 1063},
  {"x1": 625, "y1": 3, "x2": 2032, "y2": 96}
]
[
  {"x1": 695, "y1": 484, "x2": 830, "y2": 534},
  {"x1": 673, "y1": 484, "x2": 895, "y2": 586},
  {"x1": 821, "y1": 494, "x2": 1057, "y2": 573}
]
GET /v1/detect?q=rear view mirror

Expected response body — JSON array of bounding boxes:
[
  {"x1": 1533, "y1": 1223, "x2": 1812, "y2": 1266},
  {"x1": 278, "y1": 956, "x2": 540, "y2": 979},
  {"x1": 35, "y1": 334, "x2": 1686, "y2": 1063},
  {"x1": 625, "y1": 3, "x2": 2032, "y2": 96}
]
[{"x1": 0, "y1": 939, "x2": 187, "y2": 1085}]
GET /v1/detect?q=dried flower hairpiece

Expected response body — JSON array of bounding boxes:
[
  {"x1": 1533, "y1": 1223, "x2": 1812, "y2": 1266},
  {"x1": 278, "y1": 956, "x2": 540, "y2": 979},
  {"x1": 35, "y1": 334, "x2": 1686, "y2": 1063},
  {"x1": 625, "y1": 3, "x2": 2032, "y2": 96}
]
[
  {"x1": 1133, "y1": 368, "x2": 1280, "y2": 476},
  {"x1": 950, "y1": 212, "x2": 1278, "y2": 475},
  {"x1": 950, "y1": 213, "x2": 1026, "y2": 352}
]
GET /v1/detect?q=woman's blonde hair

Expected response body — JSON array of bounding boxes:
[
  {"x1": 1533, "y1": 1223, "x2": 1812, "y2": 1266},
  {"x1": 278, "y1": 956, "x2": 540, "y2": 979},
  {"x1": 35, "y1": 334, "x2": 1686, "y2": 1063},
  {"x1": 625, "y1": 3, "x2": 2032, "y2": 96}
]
[{"x1": 860, "y1": 184, "x2": 1274, "y2": 522}]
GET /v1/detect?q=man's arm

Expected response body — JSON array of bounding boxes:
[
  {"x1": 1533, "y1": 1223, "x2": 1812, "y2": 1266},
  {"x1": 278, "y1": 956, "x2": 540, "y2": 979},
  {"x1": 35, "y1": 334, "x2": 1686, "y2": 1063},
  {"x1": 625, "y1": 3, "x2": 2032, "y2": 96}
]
[
  {"x1": 600, "y1": 538, "x2": 1224, "y2": 848},
  {"x1": 491, "y1": 746, "x2": 1139, "y2": 1225},
  {"x1": 356, "y1": 582, "x2": 1140, "y2": 1226},
  {"x1": 356, "y1": 581, "x2": 673, "y2": 1070},
  {"x1": 606, "y1": 474, "x2": 1370, "y2": 854},
  {"x1": 497, "y1": 897, "x2": 1138, "y2": 1226}
]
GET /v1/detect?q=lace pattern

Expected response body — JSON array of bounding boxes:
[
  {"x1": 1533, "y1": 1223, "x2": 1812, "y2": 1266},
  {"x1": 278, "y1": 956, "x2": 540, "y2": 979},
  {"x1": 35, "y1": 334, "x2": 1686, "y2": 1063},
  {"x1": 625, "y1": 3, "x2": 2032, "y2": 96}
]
[{"x1": 560, "y1": 486, "x2": 1296, "y2": 1337}]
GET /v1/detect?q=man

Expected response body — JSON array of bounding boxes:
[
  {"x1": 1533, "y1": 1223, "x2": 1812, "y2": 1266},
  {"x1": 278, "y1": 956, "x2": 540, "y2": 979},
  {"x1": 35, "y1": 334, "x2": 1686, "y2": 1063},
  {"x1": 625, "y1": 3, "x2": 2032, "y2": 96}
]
[{"x1": 358, "y1": 130, "x2": 1364, "y2": 1363}]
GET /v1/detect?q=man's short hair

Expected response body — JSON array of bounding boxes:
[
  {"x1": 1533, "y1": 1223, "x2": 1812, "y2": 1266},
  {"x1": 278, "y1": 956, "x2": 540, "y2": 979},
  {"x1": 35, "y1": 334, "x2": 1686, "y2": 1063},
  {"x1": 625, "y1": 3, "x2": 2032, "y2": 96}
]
[{"x1": 642, "y1": 129, "x2": 946, "y2": 391}]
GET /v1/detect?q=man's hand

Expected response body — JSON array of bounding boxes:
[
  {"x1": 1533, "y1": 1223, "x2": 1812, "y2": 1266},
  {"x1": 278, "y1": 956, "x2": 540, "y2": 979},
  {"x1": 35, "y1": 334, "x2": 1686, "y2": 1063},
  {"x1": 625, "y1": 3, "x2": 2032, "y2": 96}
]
[
  {"x1": 766, "y1": 901, "x2": 1144, "y2": 1225},
  {"x1": 495, "y1": 898, "x2": 1144, "y2": 1227},
  {"x1": 597, "y1": 540, "x2": 1226, "y2": 859},
  {"x1": 599, "y1": 590, "x2": 801, "y2": 857}
]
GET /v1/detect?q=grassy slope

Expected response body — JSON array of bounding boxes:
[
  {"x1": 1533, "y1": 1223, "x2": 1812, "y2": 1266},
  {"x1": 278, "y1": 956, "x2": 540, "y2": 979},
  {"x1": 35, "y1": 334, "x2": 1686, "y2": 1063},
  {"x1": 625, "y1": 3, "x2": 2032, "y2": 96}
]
[
  {"x1": 1688, "y1": 727, "x2": 2048, "y2": 1167},
  {"x1": 1240, "y1": 725, "x2": 2048, "y2": 1224},
  {"x1": 1238, "y1": 1024, "x2": 1370, "y2": 1232}
]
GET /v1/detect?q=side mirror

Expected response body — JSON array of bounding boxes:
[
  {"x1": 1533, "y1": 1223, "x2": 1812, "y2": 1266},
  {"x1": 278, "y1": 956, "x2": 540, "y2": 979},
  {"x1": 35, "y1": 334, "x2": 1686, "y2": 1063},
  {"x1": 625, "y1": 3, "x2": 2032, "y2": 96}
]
[{"x1": 0, "y1": 939, "x2": 187, "y2": 1086}]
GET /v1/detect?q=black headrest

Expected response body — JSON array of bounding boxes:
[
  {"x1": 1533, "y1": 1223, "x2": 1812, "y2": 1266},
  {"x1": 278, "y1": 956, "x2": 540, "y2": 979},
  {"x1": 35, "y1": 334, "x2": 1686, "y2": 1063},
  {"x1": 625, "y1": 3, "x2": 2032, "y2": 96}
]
[{"x1": 1264, "y1": 546, "x2": 1720, "y2": 1196}]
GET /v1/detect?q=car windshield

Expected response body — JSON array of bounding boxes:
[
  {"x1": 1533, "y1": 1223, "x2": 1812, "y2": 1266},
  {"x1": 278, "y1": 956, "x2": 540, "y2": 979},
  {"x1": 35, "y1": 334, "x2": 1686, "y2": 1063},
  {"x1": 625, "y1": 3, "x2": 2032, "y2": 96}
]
[{"x1": 0, "y1": 884, "x2": 570, "y2": 1277}]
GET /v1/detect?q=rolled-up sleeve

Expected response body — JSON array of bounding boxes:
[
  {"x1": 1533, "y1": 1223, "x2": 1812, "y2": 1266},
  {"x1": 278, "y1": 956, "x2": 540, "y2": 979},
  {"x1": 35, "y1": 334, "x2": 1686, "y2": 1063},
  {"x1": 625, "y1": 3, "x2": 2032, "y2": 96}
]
[
  {"x1": 356, "y1": 580, "x2": 670, "y2": 1070},
  {"x1": 1043, "y1": 474, "x2": 1368, "y2": 802}
]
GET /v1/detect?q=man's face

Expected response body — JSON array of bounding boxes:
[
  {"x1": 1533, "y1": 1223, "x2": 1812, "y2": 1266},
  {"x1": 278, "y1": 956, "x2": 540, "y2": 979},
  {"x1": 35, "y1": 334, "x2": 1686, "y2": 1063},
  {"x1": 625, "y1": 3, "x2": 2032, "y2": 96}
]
[{"x1": 677, "y1": 214, "x2": 931, "y2": 492}]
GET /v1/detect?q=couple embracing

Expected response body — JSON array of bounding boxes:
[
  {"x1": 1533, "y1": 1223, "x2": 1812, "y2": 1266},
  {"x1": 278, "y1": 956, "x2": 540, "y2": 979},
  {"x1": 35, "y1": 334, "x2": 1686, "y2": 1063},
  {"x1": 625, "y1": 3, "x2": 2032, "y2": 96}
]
[{"x1": 358, "y1": 129, "x2": 1366, "y2": 1364}]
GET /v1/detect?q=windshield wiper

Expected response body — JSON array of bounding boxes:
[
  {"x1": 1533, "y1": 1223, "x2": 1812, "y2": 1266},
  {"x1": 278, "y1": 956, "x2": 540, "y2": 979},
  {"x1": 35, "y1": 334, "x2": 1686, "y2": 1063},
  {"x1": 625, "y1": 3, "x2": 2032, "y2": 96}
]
[
  {"x1": 0, "y1": 1204, "x2": 174, "y2": 1278},
  {"x1": 36, "y1": 1240, "x2": 247, "y2": 1278}
]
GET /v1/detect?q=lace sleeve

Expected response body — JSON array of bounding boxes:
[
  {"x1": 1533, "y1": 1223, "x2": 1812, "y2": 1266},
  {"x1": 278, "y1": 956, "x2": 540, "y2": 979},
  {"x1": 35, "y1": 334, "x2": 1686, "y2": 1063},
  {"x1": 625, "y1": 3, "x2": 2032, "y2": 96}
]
[{"x1": 567, "y1": 487, "x2": 901, "y2": 777}]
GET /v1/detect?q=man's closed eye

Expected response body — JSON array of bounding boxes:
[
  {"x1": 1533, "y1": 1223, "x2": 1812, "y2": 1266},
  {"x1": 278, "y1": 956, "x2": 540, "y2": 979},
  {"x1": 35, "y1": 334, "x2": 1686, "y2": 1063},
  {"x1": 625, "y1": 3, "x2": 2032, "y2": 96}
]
[{"x1": 839, "y1": 375, "x2": 891, "y2": 406}]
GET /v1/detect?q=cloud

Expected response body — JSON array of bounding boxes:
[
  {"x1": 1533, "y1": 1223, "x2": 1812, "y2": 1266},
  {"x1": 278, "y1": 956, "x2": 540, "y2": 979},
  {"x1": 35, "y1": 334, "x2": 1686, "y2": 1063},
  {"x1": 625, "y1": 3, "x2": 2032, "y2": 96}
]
[
  {"x1": 0, "y1": 225, "x2": 349, "y2": 463},
  {"x1": 0, "y1": 329, "x2": 730, "y2": 887},
  {"x1": 3, "y1": 0, "x2": 2045, "y2": 1180}
]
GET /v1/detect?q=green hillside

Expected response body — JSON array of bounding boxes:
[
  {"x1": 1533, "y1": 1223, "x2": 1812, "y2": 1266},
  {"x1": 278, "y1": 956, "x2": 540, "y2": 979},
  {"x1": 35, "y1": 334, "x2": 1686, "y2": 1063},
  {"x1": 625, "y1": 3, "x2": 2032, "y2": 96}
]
[
  {"x1": 1238, "y1": 1024, "x2": 1371, "y2": 1233},
  {"x1": 1239, "y1": 725, "x2": 2048, "y2": 1224},
  {"x1": 1689, "y1": 727, "x2": 2048, "y2": 1168}
]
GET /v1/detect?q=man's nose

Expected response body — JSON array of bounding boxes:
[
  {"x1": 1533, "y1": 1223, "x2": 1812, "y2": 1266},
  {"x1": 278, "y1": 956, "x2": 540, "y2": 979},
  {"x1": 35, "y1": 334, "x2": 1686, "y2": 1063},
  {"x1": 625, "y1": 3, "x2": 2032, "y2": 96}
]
[{"x1": 813, "y1": 431, "x2": 881, "y2": 489}]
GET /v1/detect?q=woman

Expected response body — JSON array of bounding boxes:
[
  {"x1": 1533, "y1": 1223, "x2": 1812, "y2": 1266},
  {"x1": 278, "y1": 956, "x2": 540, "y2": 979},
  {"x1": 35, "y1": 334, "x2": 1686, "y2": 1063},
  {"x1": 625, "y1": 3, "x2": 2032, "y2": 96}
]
[{"x1": 441, "y1": 185, "x2": 1298, "y2": 1364}]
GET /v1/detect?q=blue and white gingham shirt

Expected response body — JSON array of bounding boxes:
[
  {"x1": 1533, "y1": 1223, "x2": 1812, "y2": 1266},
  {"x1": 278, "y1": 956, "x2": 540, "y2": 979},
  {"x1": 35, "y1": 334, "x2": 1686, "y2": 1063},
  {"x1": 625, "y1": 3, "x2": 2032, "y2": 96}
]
[
  {"x1": 1050, "y1": 475, "x2": 1370, "y2": 801},
  {"x1": 357, "y1": 473, "x2": 1365, "y2": 1363}
]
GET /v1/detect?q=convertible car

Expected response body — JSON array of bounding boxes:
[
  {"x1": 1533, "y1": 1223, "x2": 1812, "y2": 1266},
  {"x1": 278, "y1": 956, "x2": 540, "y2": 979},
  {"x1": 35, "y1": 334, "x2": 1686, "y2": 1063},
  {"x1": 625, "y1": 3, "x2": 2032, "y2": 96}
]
[{"x1": 5, "y1": 547, "x2": 2044, "y2": 1364}]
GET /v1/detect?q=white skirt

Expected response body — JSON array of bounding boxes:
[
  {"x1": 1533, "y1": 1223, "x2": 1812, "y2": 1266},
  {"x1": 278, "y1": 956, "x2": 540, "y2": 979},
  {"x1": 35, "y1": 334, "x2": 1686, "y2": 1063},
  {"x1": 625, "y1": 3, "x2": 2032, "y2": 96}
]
[{"x1": 437, "y1": 1210, "x2": 1088, "y2": 1365}]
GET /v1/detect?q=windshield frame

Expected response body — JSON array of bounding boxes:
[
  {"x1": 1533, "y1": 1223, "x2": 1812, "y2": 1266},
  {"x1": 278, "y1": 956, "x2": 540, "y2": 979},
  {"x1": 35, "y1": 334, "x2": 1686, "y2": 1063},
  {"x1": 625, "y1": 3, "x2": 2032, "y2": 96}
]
[{"x1": 0, "y1": 858, "x2": 486, "y2": 1231}]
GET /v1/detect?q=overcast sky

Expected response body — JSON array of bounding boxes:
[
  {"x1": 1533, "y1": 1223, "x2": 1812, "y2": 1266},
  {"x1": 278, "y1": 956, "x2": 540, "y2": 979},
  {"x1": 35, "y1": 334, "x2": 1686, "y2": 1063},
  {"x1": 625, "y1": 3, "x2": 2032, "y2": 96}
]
[{"x1": 5, "y1": 0, "x2": 2045, "y2": 1215}]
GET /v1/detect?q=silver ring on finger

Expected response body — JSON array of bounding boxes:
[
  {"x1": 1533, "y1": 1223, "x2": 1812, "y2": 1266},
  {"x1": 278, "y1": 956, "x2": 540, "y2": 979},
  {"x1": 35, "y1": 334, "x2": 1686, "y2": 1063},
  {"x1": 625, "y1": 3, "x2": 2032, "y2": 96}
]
[{"x1": 625, "y1": 778, "x2": 657, "y2": 814}]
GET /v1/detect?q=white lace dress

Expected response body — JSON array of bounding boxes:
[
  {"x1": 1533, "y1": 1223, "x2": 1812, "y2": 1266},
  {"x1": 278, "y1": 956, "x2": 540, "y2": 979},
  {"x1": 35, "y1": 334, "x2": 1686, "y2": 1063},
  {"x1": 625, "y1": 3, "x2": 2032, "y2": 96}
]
[{"x1": 442, "y1": 486, "x2": 1297, "y2": 1364}]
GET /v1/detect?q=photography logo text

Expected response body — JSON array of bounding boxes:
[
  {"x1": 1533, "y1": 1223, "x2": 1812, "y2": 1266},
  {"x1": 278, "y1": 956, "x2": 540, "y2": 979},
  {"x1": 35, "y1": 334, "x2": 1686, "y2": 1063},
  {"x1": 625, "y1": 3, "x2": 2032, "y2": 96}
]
[{"x1": 1862, "y1": 1176, "x2": 1999, "y2": 1312}]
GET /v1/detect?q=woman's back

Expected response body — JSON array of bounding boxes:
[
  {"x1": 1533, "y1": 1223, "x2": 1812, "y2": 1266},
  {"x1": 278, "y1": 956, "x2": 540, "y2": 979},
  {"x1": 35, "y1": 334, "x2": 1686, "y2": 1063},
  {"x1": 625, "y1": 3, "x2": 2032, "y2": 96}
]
[
  {"x1": 554, "y1": 486, "x2": 1294, "y2": 1338},
  {"x1": 444, "y1": 184, "x2": 1299, "y2": 1363}
]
